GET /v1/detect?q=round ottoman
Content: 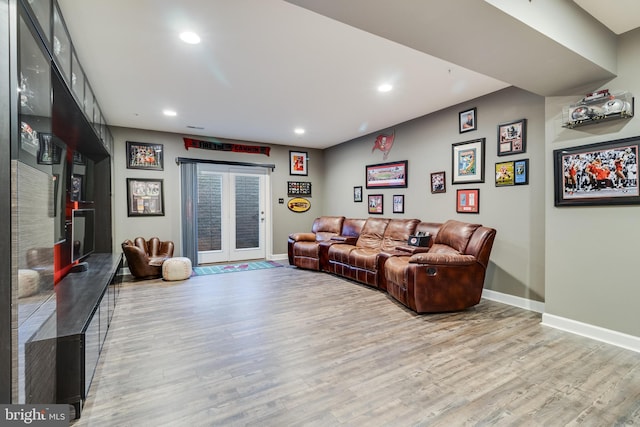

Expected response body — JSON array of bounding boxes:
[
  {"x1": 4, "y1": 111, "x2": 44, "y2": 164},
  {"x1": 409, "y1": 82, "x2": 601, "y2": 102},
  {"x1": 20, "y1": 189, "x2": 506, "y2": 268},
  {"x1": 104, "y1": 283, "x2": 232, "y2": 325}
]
[
  {"x1": 18, "y1": 269, "x2": 40, "y2": 298},
  {"x1": 162, "y1": 257, "x2": 192, "y2": 281}
]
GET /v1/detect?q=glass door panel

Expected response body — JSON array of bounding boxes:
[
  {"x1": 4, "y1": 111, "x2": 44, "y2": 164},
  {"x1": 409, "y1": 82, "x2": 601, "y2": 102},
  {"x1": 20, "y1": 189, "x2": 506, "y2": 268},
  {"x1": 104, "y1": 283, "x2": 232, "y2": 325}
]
[{"x1": 196, "y1": 165, "x2": 266, "y2": 264}]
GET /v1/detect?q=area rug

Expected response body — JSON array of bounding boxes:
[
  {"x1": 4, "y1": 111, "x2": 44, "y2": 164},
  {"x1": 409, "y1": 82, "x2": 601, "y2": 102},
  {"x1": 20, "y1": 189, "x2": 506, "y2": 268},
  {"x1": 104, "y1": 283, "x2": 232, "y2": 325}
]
[{"x1": 192, "y1": 260, "x2": 284, "y2": 276}]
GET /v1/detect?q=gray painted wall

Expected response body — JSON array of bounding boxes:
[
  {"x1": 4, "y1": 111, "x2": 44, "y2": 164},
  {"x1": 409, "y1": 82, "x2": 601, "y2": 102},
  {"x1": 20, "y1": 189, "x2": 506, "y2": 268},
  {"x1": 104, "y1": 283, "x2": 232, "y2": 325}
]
[
  {"x1": 545, "y1": 28, "x2": 640, "y2": 337},
  {"x1": 110, "y1": 126, "x2": 325, "y2": 258},
  {"x1": 323, "y1": 86, "x2": 546, "y2": 302}
]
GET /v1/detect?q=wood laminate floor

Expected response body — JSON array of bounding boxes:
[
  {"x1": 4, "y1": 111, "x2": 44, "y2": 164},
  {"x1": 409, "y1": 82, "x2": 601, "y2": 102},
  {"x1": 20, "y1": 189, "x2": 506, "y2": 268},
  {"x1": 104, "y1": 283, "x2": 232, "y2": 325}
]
[{"x1": 72, "y1": 265, "x2": 640, "y2": 427}]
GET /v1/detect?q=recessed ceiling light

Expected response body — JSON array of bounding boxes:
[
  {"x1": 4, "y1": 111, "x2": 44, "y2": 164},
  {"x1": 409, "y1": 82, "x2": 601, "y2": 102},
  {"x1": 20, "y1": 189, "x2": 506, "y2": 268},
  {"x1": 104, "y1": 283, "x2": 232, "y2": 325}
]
[
  {"x1": 179, "y1": 31, "x2": 201, "y2": 44},
  {"x1": 163, "y1": 109, "x2": 177, "y2": 117},
  {"x1": 294, "y1": 128, "x2": 305, "y2": 135},
  {"x1": 378, "y1": 84, "x2": 393, "y2": 92}
]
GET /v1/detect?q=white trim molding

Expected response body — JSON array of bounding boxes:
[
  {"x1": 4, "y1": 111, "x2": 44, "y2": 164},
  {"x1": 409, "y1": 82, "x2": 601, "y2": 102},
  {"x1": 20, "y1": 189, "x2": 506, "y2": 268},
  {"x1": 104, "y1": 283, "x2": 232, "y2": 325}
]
[
  {"x1": 542, "y1": 313, "x2": 640, "y2": 354},
  {"x1": 482, "y1": 289, "x2": 545, "y2": 313},
  {"x1": 270, "y1": 253, "x2": 289, "y2": 262}
]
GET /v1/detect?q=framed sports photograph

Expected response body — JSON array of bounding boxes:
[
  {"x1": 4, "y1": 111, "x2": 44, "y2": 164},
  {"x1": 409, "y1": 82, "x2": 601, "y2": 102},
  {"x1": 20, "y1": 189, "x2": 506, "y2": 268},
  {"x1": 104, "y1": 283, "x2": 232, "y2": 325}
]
[
  {"x1": 126, "y1": 178, "x2": 165, "y2": 216},
  {"x1": 456, "y1": 188, "x2": 480, "y2": 214},
  {"x1": 554, "y1": 136, "x2": 640, "y2": 207},
  {"x1": 126, "y1": 141, "x2": 164, "y2": 170},
  {"x1": 366, "y1": 160, "x2": 408, "y2": 189},
  {"x1": 354, "y1": 186, "x2": 363, "y2": 202},
  {"x1": 368, "y1": 194, "x2": 384, "y2": 214},
  {"x1": 393, "y1": 195, "x2": 404, "y2": 213},
  {"x1": 452, "y1": 138, "x2": 485, "y2": 184},
  {"x1": 289, "y1": 150, "x2": 308, "y2": 176},
  {"x1": 459, "y1": 107, "x2": 477, "y2": 133},
  {"x1": 495, "y1": 161, "x2": 515, "y2": 187},
  {"x1": 514, "y1": 159, "x2": 529, "y2": 185},
  {"x1": 430, "y1": 171, "x2": 446, "y2": 193},
  {"x1": 498, "y1": 118, "x2": 526, "y2": 156}
]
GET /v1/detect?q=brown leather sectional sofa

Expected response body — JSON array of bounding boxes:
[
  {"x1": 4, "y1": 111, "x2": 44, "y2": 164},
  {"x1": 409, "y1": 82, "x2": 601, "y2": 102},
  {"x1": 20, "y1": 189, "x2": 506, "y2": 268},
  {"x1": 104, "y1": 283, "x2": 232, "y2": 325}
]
[{"x1": 288, "y1": 216, "x2": 496, "y2": 313}]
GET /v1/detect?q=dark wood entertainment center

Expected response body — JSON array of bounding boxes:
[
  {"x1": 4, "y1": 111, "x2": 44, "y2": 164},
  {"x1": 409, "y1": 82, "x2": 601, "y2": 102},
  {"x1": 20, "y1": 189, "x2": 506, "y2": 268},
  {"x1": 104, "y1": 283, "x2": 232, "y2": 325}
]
[{"x1": 55, "y1": 253, "x2": 122, "y2": 418}]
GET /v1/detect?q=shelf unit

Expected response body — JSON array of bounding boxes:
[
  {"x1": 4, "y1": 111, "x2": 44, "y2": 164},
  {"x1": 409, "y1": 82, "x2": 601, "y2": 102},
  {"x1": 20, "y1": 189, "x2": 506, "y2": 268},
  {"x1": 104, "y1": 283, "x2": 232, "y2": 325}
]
[{"x1": 562, "y1": 91, "x2": 634, "y2": 129}]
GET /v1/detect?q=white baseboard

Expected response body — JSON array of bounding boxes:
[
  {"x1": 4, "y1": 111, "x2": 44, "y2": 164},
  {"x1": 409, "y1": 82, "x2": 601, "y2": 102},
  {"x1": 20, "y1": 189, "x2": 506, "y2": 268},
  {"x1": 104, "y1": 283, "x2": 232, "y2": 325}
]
[
  {"x1": 482, "y1": 289, "x2": 545, "y2": 313},
  {"x1": 270, "y1": 253, "x2": 288, "y2": 261},
  {"x1": 541, "y1": 313, "x2": 640, "y2": 354}
]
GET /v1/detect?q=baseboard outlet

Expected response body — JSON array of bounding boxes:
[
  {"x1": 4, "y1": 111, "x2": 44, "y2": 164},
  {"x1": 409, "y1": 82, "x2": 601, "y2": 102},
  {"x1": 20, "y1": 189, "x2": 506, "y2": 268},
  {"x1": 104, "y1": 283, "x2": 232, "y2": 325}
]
[
  {"x1": 481, "y1": 289, "x2": 545, "y2": 313},
  {"x1": 542, "y1": 313, "x2": 640, "y2": 354}
]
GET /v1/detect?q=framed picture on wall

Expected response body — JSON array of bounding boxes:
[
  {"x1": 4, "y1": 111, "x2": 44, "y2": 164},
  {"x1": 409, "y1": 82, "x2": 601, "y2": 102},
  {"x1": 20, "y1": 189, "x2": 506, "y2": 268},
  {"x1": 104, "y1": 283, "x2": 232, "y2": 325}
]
[
  {"x1": 37, "y1": 133, "x2": 62, "y2": 165},
  {"x1": 497, "y1": 118, "x2": 527, "y2": 156},
  {"x1": 452, "y1": 138, "x2": 485, "y2": 184},
  {"x1": 289, "y1": 151, "x2": 308, "y2": 176},
  {"x1": 456, "y1": 188, "x2": 480, "y2": 213},
  {"x1": 126, "y1": 141, "x2": 164, "y2": 170},
  {"x1": 70, "y1": 174, "x2": 83, "y2": 202},
  {"x1": 368, "y1": 194, "x2": 384, "y2": 214},
  {"x1": 459, "y1": 107, "x2": 477, "y2": 133},
  {"x1": 495, "y1": 161, "x2": 515, "y2": 187},
  {"x1": 365, "y1": 160, "x2": 408, "y2": 188},
  {"x1": 553, "y1": 136, "x2": 640, "y2": 206},
  {"x1": 126, "y1": 178, "x2": 165, "y2": 216},
  {"x1": 393, "y1": 195, "x2": 404, "y2": 213},
  {"x1": 514, "y1": 159, "x2": 529, "y2": 185},
  {"x1": 430, "y1": 171, "x2": 446, "y2": 193},
  {"x1": 354, "y1": 186, "x2": 363, "y2": 202}
]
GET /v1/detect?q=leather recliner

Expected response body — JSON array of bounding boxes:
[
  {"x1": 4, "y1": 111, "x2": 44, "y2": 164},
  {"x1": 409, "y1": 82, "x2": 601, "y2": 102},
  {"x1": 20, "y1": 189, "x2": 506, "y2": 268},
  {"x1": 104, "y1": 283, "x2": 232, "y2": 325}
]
[
  {"x1": 384, "y1": 220, "x2": 497, "y2": 313},
  {"x1": 287, "y1": 216, "x2": 346, "y2": 270},
  {"x1": 121, "y1": 237, "x2": 174, "y2": 279}
]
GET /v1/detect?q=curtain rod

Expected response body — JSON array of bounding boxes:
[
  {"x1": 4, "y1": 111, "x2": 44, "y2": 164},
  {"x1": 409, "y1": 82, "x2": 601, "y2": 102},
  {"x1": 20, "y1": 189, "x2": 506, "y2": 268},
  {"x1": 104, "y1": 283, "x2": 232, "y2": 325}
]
[{"x1": 175, "y1": 157, "x2": 275, "y2": 171}]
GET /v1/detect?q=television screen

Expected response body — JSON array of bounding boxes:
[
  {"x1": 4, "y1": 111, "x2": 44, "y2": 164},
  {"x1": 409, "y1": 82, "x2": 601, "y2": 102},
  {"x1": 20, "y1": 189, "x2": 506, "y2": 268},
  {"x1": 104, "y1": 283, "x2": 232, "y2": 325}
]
[{"x1": 71, "y1": 209, "x2": 95, "y2": 262}]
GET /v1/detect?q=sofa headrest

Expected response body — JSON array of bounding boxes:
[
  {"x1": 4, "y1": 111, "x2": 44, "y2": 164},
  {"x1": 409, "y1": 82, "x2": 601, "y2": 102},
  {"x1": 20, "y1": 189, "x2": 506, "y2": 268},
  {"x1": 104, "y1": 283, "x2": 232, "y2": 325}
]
[
  {"x1": 433, "y1": 220, "x2": 481, "y2": 254},
  {"x1": 312, "y1": 216, "x2": 345, "y2": 234}
]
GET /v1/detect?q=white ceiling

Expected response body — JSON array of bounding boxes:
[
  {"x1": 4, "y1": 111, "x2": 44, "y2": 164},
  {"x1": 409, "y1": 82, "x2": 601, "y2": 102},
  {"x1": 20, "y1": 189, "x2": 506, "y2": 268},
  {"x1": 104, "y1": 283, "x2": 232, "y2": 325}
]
[
  {"x1": 574, "y1": 0, "x2": 640, "y2": 35},
  {"x1": 56, "y1": 1, "x2": 639, "y2": 150}
]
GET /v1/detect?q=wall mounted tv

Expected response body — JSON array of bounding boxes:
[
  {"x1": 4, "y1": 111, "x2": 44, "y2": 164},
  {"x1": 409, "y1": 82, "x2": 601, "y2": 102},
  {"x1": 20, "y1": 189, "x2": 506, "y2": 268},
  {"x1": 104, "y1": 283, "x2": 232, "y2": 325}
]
[{"x1": 71, "y1": 208, "x2": 95, "y2": 263}]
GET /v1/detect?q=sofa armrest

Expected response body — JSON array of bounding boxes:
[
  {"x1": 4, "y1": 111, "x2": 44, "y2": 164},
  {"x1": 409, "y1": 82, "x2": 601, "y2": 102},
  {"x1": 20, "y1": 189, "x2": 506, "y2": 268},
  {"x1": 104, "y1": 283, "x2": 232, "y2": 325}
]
[
  {"x1": 395, "y1": 245, "x2": 430, "y2": 254},
  {"x1": 409, "y1": 252, "x2": 476, "y2": 266},
  {"x1": 289, "y1": 232, "x2": 317, "y2": 242},
  {"x1": 331, "y1": 236, "x2": 358, "y2": 244}
]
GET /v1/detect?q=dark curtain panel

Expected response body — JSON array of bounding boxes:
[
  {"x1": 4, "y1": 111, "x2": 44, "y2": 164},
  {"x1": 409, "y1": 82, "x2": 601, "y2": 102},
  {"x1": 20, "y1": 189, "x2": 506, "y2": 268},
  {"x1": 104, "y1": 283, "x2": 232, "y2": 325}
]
[{"x1": 180, "y1": 162, "x2": 198, "y2": 265}]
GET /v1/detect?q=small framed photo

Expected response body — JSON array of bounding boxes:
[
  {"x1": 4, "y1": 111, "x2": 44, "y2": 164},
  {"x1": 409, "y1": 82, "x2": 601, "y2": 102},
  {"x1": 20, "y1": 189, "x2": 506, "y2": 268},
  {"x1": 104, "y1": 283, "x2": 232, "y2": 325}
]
[
  {"x1": 289, "y1": 150, "x2": 308, "y2": 176},
  {"x1": 459, "y1": 107, "x2": 477, "y2": 133},
  {"x1": 514, "y1": 159, "x2": 529, "y2": 185},
  {"x1": 70, "y1": 174, "x2": 83, "y2": 202},
  {"x1": 126, "y1": 141, "x2": 163, "y2": 170},
  {"x1": 368, "y1": 194, "x2": 384, "y2": 215},
  {"x1": 495, "y1": 161, "x2": 515, "y2": 187},
  {"x1": 354, "y1": 186, "x2": 363, "y2": 202},
  {"x1": 430, "y1": 171, "x2": 446, "y2": 194},
  {"x1": 393, "y1": 195, "x2": 404, "y2": 213},
  {"x1": 126, "y1": 178, "x2": 165, "y2": 216},
  {"x1": 287, "y1": 181, "x2": 312, "y2": 197},
  {"x1": 73, "y1": 151, "x2": 86, "y2": 165},
  {"x1": 456, "y1": 188, "x2": 480, "y2": 214},
  {"x1": 452, "y1": 138, "x2": 485, "y2": 184},
  {"x1": 497, "y1": 118, "x2": 526, "y2": 156},
  {"x1": 37, "y1": 133, "x2": 62, "y2": 165}
]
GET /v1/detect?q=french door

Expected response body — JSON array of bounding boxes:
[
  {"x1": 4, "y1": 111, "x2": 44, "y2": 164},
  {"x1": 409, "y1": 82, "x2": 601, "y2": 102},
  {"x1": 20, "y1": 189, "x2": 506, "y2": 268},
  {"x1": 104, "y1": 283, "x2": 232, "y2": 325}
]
[{"x1": 196, "y1": 164, "x2": 267, "y2": 264}]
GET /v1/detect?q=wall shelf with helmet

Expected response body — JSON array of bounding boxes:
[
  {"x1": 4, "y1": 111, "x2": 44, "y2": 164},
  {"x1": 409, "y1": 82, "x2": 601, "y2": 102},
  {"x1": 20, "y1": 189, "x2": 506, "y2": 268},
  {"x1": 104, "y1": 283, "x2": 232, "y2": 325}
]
[{"x1": 562, "y1": 90, "x2": 634, "y2": 129}]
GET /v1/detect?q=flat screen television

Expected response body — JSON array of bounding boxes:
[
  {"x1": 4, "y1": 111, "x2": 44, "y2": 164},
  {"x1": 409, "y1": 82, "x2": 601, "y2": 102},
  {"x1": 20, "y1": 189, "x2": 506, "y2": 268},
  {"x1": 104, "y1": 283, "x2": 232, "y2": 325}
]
[{"x1": 71, "y1": 208, "x2": 95, "y2": 263}]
